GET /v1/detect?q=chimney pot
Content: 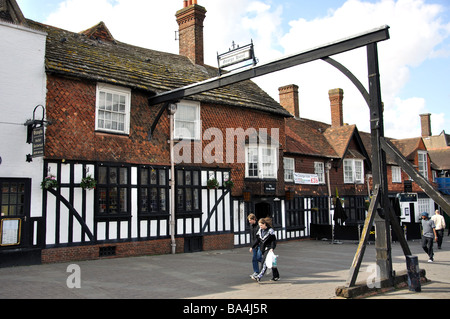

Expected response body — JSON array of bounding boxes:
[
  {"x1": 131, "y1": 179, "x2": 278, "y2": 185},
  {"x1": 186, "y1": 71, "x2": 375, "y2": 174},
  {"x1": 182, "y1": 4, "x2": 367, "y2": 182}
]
[
  {"x1": 183, "y1": 0, "x2": 188, "y2": 8},
  {"x1": 329, "y1": 88, "x2": 344, "y2": 127}
]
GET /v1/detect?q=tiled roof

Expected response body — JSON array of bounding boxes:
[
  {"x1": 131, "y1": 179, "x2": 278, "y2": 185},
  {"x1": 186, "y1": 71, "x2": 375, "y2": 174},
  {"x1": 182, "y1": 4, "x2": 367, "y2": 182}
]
[
  {"x1": 286, "y1": 117, "x2": 371, "y2": 169},
  {"x1": 428, "y1": 148, "x2": 450, "y2": 170},
  {"x1": 390, "y1": 138, "x2": 423, "y2": 160},
  {"x1": 285, "y1": 117, "x2": 338, "y2": 158},
  {"x1": 27, "y1": 19, "x2": 291, "y2": 117},
  {"x1": 323, "y1": 124, "x2": 357, "y2": 158}
]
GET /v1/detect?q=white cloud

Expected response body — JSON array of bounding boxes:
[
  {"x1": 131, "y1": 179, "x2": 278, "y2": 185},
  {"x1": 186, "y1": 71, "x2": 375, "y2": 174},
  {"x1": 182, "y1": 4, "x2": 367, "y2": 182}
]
[
  {"x1": 253, "y1": 0, "x2": 450, "y2": 138},
  {"x1": 42, "y1": 0, "x2": 450, "y2": 139}
]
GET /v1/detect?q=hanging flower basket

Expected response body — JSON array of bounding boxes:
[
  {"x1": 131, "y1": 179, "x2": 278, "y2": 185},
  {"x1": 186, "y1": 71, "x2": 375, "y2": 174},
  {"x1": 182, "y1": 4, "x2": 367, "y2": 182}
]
[
  {"x1": 224, "y1": 179, "x2": 234, "y2": 189},
  {"x1": 81, "y1": 175, "x2": 97, "y2": 190},
  {"x1": 41, "y1": 175, "x2": 58, "y2": 190},
  {"x1": 207, "y1": 178, "x2": 219, "y2": 189}
]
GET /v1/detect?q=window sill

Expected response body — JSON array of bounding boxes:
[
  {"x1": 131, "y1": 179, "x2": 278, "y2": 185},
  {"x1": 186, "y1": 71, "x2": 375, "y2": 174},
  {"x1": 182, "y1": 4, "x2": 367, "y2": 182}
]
[{"x1": 95, "y1": 131, "x2": 129, "y2": 138}]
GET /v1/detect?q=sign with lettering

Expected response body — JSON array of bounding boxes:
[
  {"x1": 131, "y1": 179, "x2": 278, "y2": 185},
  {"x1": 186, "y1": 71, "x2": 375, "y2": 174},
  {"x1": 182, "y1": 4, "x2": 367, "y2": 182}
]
[
  {"x1": 32, "y1": 126, "x2": 45, "y2": 157},
  {"x1": 217, "y1": 42, "x2": 256, "y2": 75},
  {"x1": 264, "y1": 183, "x2": 276, "y2": 193},
  {"x1": 294, "y1": 173, "x2": 320, "y2": 185},
  {"x1": 0, "y1": 219, "x2": 21, "y2": 246}
]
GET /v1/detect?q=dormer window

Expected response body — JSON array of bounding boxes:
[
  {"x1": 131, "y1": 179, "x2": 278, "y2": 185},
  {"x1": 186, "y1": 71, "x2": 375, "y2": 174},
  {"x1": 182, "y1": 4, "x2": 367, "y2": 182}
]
[{"x1": 95, "y1": 83, "x2": 131, "y2": 135}]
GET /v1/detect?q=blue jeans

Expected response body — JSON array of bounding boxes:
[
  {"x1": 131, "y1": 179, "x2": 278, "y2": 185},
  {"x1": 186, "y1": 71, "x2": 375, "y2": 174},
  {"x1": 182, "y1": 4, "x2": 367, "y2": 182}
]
[{"x1": 252, "y1": 247, "x2": 262, "y2": 273}]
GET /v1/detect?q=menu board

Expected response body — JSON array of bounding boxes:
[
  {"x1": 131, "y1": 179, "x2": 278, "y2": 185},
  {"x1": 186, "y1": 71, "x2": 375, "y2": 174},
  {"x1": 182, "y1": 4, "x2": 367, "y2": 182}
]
[{"x1": 0, "y1": 219, "x2": 21, "y2": 246}]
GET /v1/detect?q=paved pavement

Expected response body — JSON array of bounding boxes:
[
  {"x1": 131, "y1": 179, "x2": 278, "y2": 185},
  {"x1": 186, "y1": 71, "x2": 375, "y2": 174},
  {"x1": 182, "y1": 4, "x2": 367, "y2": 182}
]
[{"x1": 0, "y1": 237, "x2": 449, "y2": 300}]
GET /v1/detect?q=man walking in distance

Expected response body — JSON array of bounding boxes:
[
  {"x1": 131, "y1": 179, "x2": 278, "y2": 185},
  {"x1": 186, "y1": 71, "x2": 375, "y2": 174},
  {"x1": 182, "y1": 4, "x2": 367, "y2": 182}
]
[
  {"x1": 421, "y1": 212, "x2": 437, "y2": 263},
  {"x1": 431, "y1": 210, "x2": 446, "y2": 249}
]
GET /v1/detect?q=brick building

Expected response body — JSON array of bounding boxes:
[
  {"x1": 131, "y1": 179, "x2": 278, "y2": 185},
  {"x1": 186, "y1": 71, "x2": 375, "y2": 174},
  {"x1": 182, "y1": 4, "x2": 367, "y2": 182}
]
[
  {"x1": 1, "y1": 0, "x2": 443, "y2": 265},
  {"x1": 0, "y1": 0, "x2": 302, "y2": 264}
]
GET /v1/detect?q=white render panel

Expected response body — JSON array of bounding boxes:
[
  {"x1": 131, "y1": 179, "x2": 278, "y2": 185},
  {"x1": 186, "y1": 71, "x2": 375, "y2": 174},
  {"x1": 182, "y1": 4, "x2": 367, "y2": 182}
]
[{"x1": 0, "y1": 22, "x2": 47, "y2": 219}]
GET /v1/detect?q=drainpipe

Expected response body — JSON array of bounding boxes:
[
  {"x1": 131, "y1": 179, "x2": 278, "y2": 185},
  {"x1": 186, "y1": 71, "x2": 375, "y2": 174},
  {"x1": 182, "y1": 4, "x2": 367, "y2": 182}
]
[{"x1": 168, "y1": 103, "x2": 178, "y2": 254}]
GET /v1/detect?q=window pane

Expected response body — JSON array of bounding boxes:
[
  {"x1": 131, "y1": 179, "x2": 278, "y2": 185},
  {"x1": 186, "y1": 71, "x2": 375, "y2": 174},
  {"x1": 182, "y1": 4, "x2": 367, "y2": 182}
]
[
  {"x1": 193, "y1": 189, "x2": 199, "y2": 210},
  {"x1": 119, "y1": 188, "x2": 127, "y2": 212},
  {"x1": 99, "y1": 167, "x2": 107, "y2": 184},
  {"x1": 141, "y1": 168, "x2": 148, "y2": 185},
  {"x1": 141, "y1": 188, "x2": 148, "y2": 212},
  {"x1": 159, "y1": 170, "x2": 166, "y2": 186},
  {"x1": 150, "y1": 188, "x2": 157, "y2": 212},
  {"x1": 192, "y1": 171, "x2": 199, "y2": 186},
  {"x1": 185, "y1": 189, "x2": 192, "y2": 211},
  {"x1": 160, "y1": 189, "x2": 166, "y2": 212},
  {"x1": 150, "y1": 169, "x2": 157, "y2": 185},
  {"x1": 99, "y1": 188, "x2": 107, "y2": 213},
  {"x1": 119, "y1": 168, "x2": 127, "y2": 184}
]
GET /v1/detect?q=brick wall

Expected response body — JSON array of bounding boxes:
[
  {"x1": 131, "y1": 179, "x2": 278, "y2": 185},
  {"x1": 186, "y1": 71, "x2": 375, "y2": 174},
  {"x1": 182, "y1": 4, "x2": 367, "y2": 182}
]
[
  {"x1": 41, "y1": 234, "x2": 233, "y2": 264},
  {"x1": 45, "y1": 75, "x2": 171, "y2": 164}
]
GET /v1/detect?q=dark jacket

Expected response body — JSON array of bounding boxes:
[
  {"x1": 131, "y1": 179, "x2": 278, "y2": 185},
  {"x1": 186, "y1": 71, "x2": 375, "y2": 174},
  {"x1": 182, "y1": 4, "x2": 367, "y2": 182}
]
[
  {"x1": 252, "y1": 227, "x2": 277, "y2": 252},
  {"x1": 250, "y1": 222, "x2": 259, "y2": 247}
]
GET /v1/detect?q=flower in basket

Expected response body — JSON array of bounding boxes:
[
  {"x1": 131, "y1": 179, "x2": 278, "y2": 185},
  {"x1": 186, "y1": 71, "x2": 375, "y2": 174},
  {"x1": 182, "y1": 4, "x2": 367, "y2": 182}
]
[
  {"x1": 41, "y1": 175, "x2": 58, "y2": 190},
  {"x1": 81, "y1": 174, "x2": 97, "y2": 190},
  {"x1": 224, "y1": 179, "x2": 234, "y2": 189},
  {"x1": 207, "y1": 178, "x2": 219, "y2": 189}
]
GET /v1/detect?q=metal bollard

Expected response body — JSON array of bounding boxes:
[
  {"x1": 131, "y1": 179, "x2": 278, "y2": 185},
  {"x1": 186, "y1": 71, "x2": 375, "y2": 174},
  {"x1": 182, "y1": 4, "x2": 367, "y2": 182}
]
[{"x1": 406, "y1": 255, "x2": 421, "y2": 292}]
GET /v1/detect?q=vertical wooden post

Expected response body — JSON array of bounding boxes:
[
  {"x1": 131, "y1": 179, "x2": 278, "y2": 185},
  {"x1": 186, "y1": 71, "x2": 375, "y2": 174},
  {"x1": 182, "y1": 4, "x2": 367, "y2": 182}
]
[{"x1": 367, "y1": 43, "x2": 393, "y2": 285}]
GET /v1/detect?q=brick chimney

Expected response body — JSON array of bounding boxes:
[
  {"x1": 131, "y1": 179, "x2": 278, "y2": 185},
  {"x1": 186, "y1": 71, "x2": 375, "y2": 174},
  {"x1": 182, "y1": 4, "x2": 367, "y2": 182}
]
[
  {"x1": 420, "y1": 113, "x2": 432, "y2": 137},
  {"x1": 279, "y1": 84, "x2": 300, "y2": 118},
  {"x1": 329, "y1": 88, "x2": 344, "y2": 127},
  {"x1": 176, "y1": 0, "x2": 206, "y2": 65}
]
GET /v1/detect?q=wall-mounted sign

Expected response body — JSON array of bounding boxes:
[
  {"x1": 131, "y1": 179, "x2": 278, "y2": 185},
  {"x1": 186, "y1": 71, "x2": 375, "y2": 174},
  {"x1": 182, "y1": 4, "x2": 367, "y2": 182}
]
[
  {"x1": 294, "y1": 173, "x2": 320, "y2": 185},
  {"x1": 32, "y1": 126, "x2": 45, "y2": 158},
  {"x1": 264, "y1": 183, "x2": 276, "y2": 194},
  {"x1": 0, "y1": 219, "x2": 21, "y2": 246}
]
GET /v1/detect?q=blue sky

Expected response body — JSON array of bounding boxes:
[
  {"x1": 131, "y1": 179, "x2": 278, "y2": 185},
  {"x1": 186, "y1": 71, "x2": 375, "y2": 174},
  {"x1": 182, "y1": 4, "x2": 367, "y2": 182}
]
[{"x1": 16, "y1": 0, "x2": 450, "y2": 139}]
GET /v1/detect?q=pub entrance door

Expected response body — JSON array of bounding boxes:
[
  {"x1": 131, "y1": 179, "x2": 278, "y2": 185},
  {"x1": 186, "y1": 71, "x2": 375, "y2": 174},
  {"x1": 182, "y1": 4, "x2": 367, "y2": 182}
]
[
  {"x1": 0, "y1": 178, "x2": 36, "y2": 267},
  {"x1": 255, "y1": 202, "x2": 271, "y2": 221}
]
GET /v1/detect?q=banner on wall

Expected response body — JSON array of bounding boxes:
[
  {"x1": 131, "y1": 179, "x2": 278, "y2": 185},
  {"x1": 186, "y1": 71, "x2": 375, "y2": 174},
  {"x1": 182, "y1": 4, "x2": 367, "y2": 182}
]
[{"x1": 294, "y1": 173, "x2": 320, "y2": 185}]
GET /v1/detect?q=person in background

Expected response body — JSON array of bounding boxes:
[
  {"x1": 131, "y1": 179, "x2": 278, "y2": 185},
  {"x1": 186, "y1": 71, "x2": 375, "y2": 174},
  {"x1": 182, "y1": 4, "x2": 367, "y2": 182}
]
[
  {"x1": 251, "y1": 217, "x2": 280, "y2": 282},
  {"x1": 421, "y1": 212, "x2": 437, "y2": 263},
  {"x1": 431, "y1": 210, "x2": 446, "y2": 249},
  {"x1": 248, "y1": 214, "x2": 261, "y2": 278}
]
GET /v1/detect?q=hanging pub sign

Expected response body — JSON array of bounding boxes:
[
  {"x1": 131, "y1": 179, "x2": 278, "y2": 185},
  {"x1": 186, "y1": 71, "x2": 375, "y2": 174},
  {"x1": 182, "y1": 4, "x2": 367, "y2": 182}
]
[
  {"x1": 24, "y1": 105, "x2": 51, "y2": 162},
  {"x1": 32, "y1": 126, "x2": 45, "y2": 158},
  {"x1": 217, "y1": 41, "x2": 257, "y2": 75},
  {"x1": 294, "y1": 173, "x2": 320, "y2": 185}
]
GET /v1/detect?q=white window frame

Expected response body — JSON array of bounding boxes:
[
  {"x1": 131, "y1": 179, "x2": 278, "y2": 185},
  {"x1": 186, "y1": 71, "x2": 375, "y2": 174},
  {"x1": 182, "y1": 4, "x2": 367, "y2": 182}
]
[
  {"x1": 95, "y1": 83, "x2": 131, "y2": 135},
  {"x1": 284, "y1": 158, "x2": 295, "y2": 182},
  {"x1": 392, "y1": 166, "x2": 402, "y2": 183},
  {"x1": 174, "y1": 100, "x2": 201, "y2": 140},
  {"x1": 418, "y1": 151, "x2": 428, "y2": 178},
  {"x1": 343, "y1": 159, "x2": 364, "y2": 184},
  {"x1": 245, "y1": 145, "x2": 278, "y2": 179},
  {"x1": 314, "y1": 162, "x2": 325, "y2": 184}
]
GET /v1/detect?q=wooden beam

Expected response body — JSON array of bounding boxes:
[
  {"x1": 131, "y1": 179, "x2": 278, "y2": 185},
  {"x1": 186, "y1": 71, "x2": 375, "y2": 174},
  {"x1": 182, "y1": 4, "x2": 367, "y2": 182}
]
[
  {"x1": 148, "y1": 26, "x2": 390, "y2": 106},
  {"x1": 380, "y1": 138, "x2": 450, "y2": 216}
]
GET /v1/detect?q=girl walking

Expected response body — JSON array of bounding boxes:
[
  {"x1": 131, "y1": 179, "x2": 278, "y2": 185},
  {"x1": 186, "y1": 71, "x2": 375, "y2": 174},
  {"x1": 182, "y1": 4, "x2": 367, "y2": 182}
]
[{"x1": 250, "y1": 217, "x2": 280, "y2": 282}]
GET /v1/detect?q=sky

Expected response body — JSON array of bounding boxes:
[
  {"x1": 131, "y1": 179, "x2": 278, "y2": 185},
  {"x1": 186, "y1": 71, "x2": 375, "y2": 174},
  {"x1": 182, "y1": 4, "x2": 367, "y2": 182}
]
[{"x1": 16, "y1": 0, "x2": 450, "y2": 139}]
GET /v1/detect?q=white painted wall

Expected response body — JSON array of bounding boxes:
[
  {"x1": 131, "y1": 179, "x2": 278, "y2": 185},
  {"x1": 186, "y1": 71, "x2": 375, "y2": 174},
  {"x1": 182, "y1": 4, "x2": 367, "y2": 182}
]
[{"x1": 0, "y1": 21, "x2": 47, "y2": 218}]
